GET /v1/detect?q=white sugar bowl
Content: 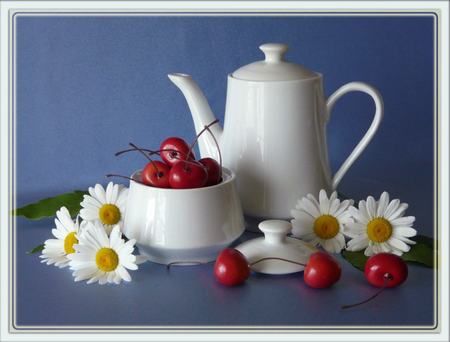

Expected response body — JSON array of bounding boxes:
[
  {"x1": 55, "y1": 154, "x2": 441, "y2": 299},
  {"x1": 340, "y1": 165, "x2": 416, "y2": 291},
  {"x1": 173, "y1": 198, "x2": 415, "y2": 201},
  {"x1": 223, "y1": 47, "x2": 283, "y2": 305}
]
[{"x1": 122, "y1": 167, "x2": 245, "y2": 264}]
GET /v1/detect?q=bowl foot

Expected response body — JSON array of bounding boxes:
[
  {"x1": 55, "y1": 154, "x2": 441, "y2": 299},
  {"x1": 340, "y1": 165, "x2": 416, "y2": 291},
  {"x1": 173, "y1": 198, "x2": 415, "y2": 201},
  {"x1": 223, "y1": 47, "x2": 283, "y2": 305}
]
[{"x1": 136, "y1": 241, "x2": 236, "y2": 265}]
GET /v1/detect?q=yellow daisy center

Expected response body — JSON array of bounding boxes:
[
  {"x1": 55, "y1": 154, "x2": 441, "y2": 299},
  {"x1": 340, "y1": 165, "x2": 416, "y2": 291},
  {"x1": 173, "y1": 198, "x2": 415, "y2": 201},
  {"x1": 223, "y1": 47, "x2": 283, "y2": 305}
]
[
  {"x1": 313, "y1": 214, "x2": 340, "y2": 239},
  {"x1": 99, "y1": 204, "x2": 121, "y2": 226},
  {"x1": 367, "y1": 218, "x2": 393, "y2": 243},
  {"x1": 64, "y1": 232, "x2": 78, "y2": 254},
  {"x1": 96, "y1": 248, "x2": 119, "y2": 272}
]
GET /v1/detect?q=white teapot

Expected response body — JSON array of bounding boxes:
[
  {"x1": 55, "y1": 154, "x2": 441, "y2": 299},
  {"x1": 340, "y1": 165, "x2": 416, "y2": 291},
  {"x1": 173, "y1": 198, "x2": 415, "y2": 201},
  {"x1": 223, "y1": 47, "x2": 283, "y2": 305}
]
[{"x1": 168, "y1": 43, "x2": 383, "y2": 221}]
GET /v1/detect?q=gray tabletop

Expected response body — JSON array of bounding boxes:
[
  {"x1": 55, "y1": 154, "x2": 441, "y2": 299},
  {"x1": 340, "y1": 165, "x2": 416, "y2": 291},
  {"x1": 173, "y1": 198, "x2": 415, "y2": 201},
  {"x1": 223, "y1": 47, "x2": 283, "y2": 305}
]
[{"x1": 14, "y1": 215, "x2": 436, "y2": 331}]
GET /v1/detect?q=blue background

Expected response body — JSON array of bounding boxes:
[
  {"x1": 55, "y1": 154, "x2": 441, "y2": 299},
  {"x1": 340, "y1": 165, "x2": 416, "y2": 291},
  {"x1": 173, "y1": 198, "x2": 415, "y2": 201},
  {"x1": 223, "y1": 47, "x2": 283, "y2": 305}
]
[{"x1": 14, "y1": 14, "x2": 436, "y2": 329}]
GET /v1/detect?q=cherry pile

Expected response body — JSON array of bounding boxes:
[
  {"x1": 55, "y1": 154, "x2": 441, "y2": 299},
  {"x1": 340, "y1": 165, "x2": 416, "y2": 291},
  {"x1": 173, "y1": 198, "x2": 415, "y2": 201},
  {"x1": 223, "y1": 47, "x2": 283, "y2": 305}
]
[{"x1": 108, "y1": 120, "x2": 222, "y2": 189}]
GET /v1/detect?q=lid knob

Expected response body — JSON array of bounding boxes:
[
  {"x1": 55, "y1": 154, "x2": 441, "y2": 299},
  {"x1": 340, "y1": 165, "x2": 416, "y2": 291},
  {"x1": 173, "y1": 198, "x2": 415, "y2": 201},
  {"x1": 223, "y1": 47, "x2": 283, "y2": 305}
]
[
  {"x1": 258, "y1": 220, "x2": 292, "y2": 244},
  {"x1": 259, "y1": 43, "x2": 290, "y2": 63}
]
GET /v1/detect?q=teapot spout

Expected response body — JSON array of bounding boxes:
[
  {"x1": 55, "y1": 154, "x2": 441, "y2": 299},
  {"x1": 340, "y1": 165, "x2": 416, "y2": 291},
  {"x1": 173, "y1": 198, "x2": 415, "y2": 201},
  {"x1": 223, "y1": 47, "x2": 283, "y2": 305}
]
[{"x1": 168, "y1": 73, "x2": 223, "y2": 160}]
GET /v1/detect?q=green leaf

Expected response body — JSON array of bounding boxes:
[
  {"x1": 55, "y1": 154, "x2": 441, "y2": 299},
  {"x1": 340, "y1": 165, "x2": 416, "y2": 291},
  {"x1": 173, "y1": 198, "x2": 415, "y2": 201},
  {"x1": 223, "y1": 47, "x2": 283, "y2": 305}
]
[
  {"x1": 26, "y1": 244, "x2": 44, "y2": 254},
  {"x1": 342, "y1": 234, "x2": 436, "y2": 270},
  {"x1": 413, "y1": 234, "x2": 435, "y2": 247},
  {"x1": 342, "y1": 250, "x2": 369, "y2": 271},
  {"x1": 402, "y1": 235, "x2": 435, "y2": 268},
  {"x1": 12, "y1": 190, "x2": 88, "y2": 220}
]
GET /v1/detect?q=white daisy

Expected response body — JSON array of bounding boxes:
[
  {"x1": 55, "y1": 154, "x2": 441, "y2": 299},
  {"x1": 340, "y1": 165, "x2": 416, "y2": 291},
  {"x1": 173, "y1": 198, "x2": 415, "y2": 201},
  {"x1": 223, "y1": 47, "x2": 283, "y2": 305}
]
[
  {"x1": 79, "y1": 182, "x2": 128, "y2": 235},
  {"x1": 68, "y1": 222, "x2": 138, "y2": 285},
  {"x1": 344, "y1": 191, "x2": 417, "y2": 256},
  {"x1": 290, "y1": 189, "x2": 354, "y2": 253},
  {"x1": 40, "y1": 206, "x2": 83, "y2": 268}
]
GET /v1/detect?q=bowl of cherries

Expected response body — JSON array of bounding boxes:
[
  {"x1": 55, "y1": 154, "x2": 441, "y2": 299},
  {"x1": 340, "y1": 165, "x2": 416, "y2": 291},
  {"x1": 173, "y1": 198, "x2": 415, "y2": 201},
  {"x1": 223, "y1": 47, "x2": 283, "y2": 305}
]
[{"x1": 110, "y1": 121, "x2": 245, "y2": 265}]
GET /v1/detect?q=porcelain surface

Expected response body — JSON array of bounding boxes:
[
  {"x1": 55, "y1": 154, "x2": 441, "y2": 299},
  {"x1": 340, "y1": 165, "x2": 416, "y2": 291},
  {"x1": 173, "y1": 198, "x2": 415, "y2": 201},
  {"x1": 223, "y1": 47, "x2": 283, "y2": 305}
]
[
  {"x1": 122, "y1": 168, "x2": 245, "y2": 264},
  {"x1": 235, "y1": 220, "x2": 317, "y2": 275},
  {"x1": 168, "y1": 42, "x2": 384, "y2": 221}
]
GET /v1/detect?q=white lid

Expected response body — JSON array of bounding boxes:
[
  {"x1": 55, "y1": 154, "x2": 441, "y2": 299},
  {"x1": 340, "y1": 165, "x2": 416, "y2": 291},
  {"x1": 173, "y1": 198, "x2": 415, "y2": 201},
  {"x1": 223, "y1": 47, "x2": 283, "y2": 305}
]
[
  {"x1": 231, "y1": 43, "x2": 317, "y2": 81},
  {"x1": 235, "y1": 220, "x2": 317, "y2": 275}
]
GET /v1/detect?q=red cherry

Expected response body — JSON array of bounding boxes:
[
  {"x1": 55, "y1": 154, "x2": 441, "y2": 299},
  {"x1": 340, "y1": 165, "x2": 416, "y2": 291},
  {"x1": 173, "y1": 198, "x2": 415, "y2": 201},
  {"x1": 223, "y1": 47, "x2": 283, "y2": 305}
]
[
  {"x1": 214, "y1": 248, "x2": 250, "y2": 286},
  {"x1": 199, "y1": 158, "x2": 221, "y2": 186},
  {"x1": 160, "y1": 137, "x2": 195, "y2": 167},
  {"x1": 342, "y1": 253, "x2": 408, "y2": 309},
  {"x1": 142, "y1": 161, "x2": 171, "y2": 188},
  {"x1": 365, "y1": 253, "x2": 408, "y2": 288},
  {"x1": 303, "y1": 251, "x2": 341, "y2": 288},
  {"x1": 168, "y1": 160, "x2": 208, "y2": 189}
]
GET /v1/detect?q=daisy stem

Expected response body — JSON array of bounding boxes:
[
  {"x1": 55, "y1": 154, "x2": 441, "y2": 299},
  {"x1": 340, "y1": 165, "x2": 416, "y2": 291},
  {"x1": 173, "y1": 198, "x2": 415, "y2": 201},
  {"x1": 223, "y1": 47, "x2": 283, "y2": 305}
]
[
  {"x1": 187, "y1": 119, "x2": 219, "y2": 160},
  {"x1": 166, "y1": 261, "x2": 214, "y2": 270},
  {"x1": 341, "y1": 273, "x2": 393, "y2": 310},
  {"x1": 249, "y1": 257, "x2": 307, "y2": 267}
]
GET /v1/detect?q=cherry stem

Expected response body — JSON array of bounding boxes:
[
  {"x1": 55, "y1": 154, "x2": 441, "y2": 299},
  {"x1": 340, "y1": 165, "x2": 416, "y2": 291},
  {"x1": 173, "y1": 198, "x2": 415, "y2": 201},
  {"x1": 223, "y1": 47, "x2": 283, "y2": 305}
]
[
  {"x1": 115, "y1": 147, "x2": 208, "y2": 171},
  {"x1": 128, "y1": 142, "x2": 152, "y2": 162},
  {"x1": 115, "y1": 147, "x2": 190, "y2": 159},
  {"x1": 341, "y1": 273, "x2": 393, "y2": 310},
  {"x1": 128, "y1": 142, "x2": 161, "y2": 175},
  {"x1": 249, "y1": 257, "x2": 306, "y2": 267},
  {"x1": 105, "y1": 173, "x2": 147, "y2": 186},
  {"x1": 115, "y1": 147, "x2": 158, "y2": 157},
  {"x1": 205, "y1": 125, "x2": 222, "y2": 176},
  {"x1": 166, "y1": 261, "x2": 213, "y2": 270},
  {"x1": 187, "y1": 119, "x2": 220, "y2": 160}
]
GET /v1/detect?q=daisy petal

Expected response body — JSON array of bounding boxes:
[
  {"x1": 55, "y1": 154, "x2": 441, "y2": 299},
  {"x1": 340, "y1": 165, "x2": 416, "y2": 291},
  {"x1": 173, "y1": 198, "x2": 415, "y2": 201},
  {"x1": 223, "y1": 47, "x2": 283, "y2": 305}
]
[
  {"x1": 81, "y1": 195, "x2": 103, "y2": 209},
  {"x1": 306, "y1": 193, "x2": 320, "y2": 209},
  {"x1": 116, "y1": 189, "x2": 129, "y2": 208},
  {"x1": 387, "y1": 238, "x2": 411, "y2": 253},
  {"x1": 105, "y1": 182, "x2": 113, "y2": 203},
  {"x1": 291, "y1": 211, "x2": 314, "y2": 226},
  {"x1": 347, "y1": 235, "x2": 369, "y2": 251},
  {"x1": 321, "y1": 239, "x2": 333, "y2": 253},
  {"x1": 392, "y1": 235, "x2": 417, "y2": 245},
  {"x1": 51, "y1": 227, "x2": 66, "y2": 240},
  {"x1": 376, "y1": 192, "x2": 389, "y2": 217},
  {"x1": 335, "y1": 233, "x2": 346, "y2": 251},
  {"x1": 94, "y1": 184, "x2": 107, "y2": 204},
  {"x1": 388, "y1": 203, "x2": 409, "y2": 221},
  {"x1": 302, "y1": 196, "x2": 320, "y2": 218},
  {"x1": 99, "y1": 276, "x2": 108, "y2": 285},
  {"x1": 383, "y1": 199, "x2": 400, "y2": 219},
  {"x1": 328, "y1": 198, "x2": 340, "y2": 216},
  {"x1": 393, "y1": 226, "x2": 417, "y2": 238},
  {"x1": 110, "y1": 183, "x2": 119, "y2": 204},
  {"x1": 334, "y1": 199, "x2": 353, "y2": 217},
  {"x1": 116, "y1": 265, "x2": 131, "y2": 282},
  {"x1": 319, "y1": 189, "x2": 329, "y2": 214},
  {"x1": 357, "y1": 200, "x2": 371, "y2": 222},
  {"x1": 291, "y1": 208, "x2": 315, "y2": 222},
  {"x1": 366, "y1": 196, "x2": 376, "y2": 220},
  {"x1": 107, "y1": 271, "x2": 116, "y2": 283},
  {"x1": 79, "y1": 208, "x2": 99, "y2": 221},
  {"x1": 364, "y1": 245, "x2": 375, "y2": 256},
  {"x1": 391, "y1": 216, "x2": 415, "y2": 226}
]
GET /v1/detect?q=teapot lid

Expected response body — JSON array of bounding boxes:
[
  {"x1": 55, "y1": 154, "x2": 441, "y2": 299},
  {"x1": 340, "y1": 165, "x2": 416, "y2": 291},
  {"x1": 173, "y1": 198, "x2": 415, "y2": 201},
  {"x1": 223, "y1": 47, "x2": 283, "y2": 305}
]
[
  {"x1": 231, "y1": 43, "x2": 317, "y2": 81},
  {"x1": 235, "y1": 220, "x2": 317, "y2": 275}
]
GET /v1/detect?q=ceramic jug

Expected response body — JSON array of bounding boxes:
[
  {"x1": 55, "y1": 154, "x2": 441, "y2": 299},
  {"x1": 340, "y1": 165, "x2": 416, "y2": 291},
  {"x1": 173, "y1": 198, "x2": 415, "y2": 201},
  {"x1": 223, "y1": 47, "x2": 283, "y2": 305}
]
[{"x1": 168, "y1": 43, "x2": 383, "y2": 221}]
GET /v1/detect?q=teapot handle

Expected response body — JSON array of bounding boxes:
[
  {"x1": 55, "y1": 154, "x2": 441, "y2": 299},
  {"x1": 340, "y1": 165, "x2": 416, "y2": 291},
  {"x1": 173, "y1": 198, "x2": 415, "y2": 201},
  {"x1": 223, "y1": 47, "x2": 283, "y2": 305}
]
[{"x1": 326, "y1": 82, "x2": 384, "y2": 190}]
